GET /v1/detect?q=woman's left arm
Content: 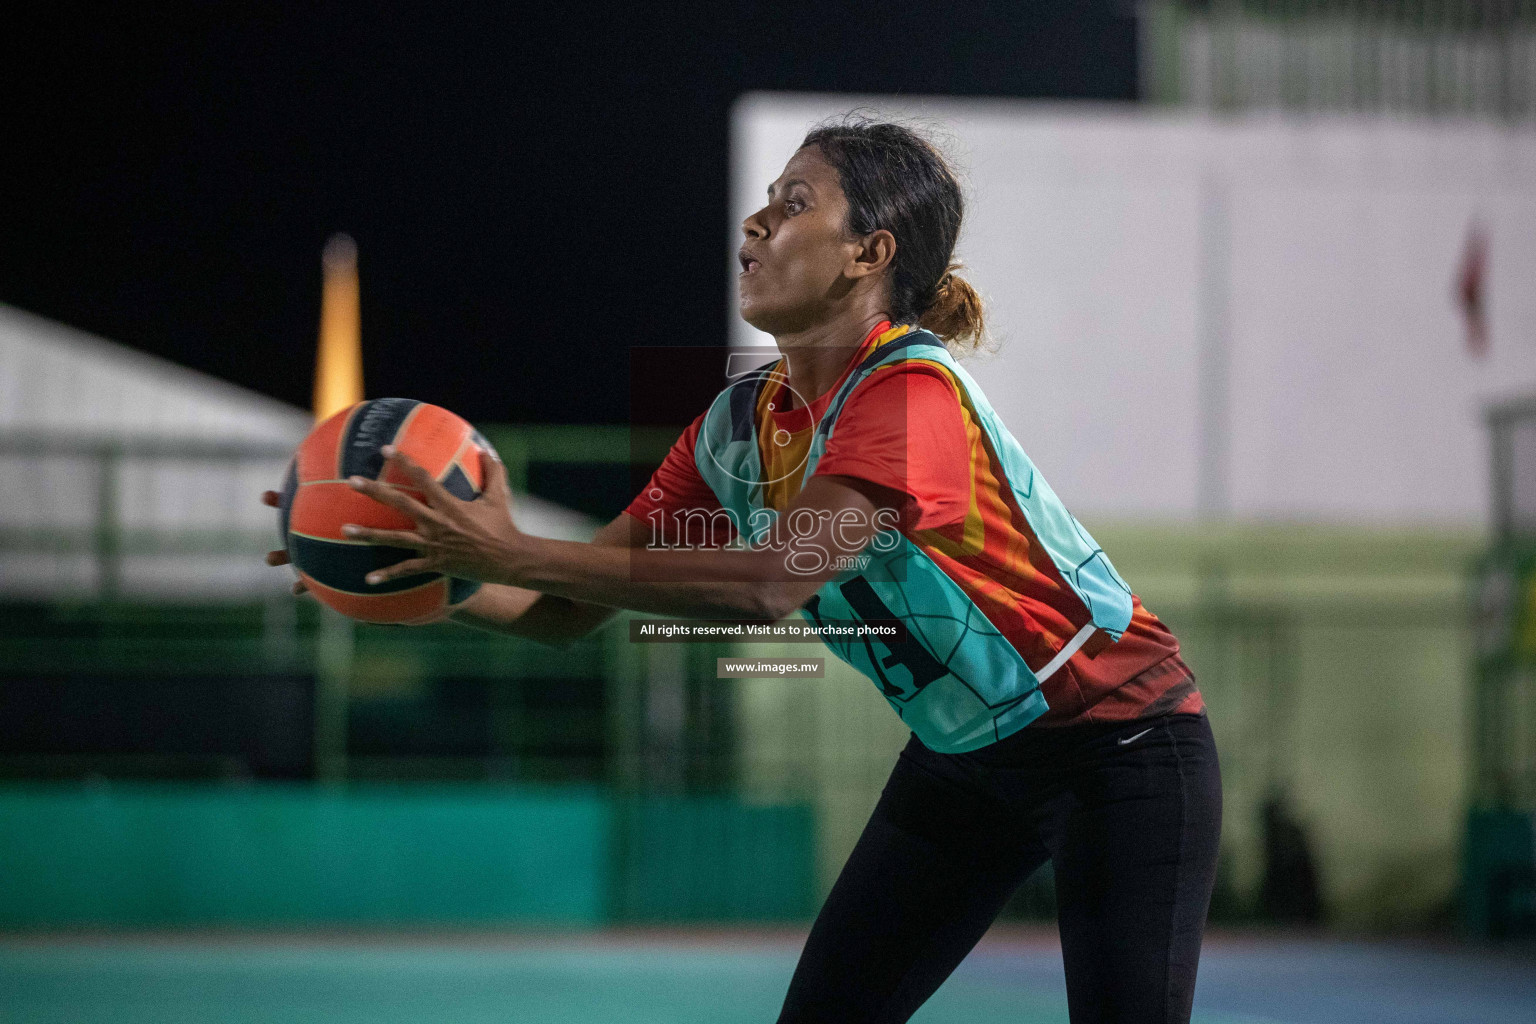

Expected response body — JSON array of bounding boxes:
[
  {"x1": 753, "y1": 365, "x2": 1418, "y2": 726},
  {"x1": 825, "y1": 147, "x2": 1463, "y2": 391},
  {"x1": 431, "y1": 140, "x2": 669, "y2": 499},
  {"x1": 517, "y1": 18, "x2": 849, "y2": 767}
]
[{"x1": 342, "y1": 446, "x2": 899, "y2": 622}]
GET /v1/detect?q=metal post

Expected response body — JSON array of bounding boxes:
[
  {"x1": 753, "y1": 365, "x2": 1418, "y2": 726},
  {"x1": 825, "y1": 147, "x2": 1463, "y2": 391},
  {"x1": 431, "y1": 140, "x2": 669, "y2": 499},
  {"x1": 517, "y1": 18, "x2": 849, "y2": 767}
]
[
  {"x1": 1214, "y1": 0, "x2": 1240, "y2": 111},
  {"x1": 604, "y1": 617, "x2": 646, "y2": 921},
  {"x1": 262, "y1": 590, "x2": 300, "y2": 671},
  {"x1": 1197, "y1": 173, "x2": 1232, "y2": 523},
  {"x1": 646, "y1": 642, "x2": 688, "y2": 792},
  {"x1": 498, "y1": 430, "x2": 530, "y2": 494},
  {"x1": 1491, "y1": 415, "x2": 1512, "y2": 539},
  {"x1": 94, "y1": 444, "x2": 122, "y2": 600},
  {"x1": 1137, "y1": 1, "x2": 1186, "y2": 105},
  {"x1": 605, "y1": 618, "x2": 646, "y2": 794},
  {"x1": 314, "y1": 606, "x2": 354, "y2": 782},
  {"x1": 1266, "y1": 610, "x2": 1298, "y2": 796}
]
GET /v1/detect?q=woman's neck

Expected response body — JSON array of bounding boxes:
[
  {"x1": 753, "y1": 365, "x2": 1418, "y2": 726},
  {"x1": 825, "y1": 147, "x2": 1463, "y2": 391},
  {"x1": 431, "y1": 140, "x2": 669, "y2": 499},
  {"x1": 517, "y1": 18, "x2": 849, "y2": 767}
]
[{"x1": 772, "y1": 309, "x2": 892, "y2": 413}]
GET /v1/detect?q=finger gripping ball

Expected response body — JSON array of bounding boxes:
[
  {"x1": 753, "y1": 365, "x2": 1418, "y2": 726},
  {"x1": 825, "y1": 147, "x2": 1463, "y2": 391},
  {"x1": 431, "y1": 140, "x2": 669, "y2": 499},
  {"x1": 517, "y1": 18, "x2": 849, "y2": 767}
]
[{"x1": 277, "y1": 398, "x2": 496, "y2": 623}]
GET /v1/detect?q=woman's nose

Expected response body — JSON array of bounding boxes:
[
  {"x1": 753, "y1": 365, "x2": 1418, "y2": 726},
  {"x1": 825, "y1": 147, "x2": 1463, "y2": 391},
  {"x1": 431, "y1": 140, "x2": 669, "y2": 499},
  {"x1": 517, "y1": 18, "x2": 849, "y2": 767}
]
[{"x1": 741, "y1": 208, "x2": 768, "y2": 239}]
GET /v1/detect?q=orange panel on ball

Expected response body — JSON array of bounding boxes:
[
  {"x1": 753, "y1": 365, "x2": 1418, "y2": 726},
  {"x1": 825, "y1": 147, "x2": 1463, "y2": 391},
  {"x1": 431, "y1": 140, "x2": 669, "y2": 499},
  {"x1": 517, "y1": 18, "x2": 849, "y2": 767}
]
[
  {"x1": 381, "y1": 404, "x2": 472, "y2": 484},
  {"x1": 460, "y1": 443, "x2": 488, "y2": 490},
  {"x1": 288, "y1": 481, "x2": 425, "y2": 538},
  {"x1": 294, "y1": 403, "x2": 361, "y2": 483}
]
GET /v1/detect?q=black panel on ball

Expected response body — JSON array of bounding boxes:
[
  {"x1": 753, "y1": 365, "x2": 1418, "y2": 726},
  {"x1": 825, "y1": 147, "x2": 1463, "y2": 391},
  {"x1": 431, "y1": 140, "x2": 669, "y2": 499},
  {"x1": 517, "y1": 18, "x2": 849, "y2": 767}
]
[
  {"x1": 289, "y1": 534, "x2": 437, "y2": 595},
  {"x1": 339, "y1": 398, "x2": 422, "y2": 480}
]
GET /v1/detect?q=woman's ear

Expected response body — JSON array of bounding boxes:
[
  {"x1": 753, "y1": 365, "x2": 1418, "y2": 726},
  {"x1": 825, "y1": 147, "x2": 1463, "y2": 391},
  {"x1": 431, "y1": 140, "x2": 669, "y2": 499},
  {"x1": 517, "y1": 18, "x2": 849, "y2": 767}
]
[{"x1": 847, "y1": 228, "x2": 897, "y2": 281}]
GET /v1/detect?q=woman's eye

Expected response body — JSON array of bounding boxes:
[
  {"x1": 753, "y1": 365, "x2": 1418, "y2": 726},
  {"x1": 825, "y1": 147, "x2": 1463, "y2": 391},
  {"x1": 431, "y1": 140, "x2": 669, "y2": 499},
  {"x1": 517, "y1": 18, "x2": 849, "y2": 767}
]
[{"x1": 784, "y1": 197, "x2": 804, "y2": 214}]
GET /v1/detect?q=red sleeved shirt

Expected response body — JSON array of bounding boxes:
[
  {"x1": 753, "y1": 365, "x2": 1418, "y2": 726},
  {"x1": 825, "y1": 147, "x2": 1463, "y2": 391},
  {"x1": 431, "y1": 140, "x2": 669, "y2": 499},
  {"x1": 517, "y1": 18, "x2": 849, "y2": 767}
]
[{"x1": 624, "y1": 322, "x2": 1202, "y2": 726}]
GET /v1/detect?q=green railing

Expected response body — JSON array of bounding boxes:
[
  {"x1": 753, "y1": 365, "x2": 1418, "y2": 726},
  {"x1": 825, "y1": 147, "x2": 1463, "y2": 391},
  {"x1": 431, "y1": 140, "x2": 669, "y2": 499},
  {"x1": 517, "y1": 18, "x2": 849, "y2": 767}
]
[
  {"x1": 0, "y1": 426, "x2": 677, "y2": 597},
  {"x1": 0, "y1": 429, "x2": 1497, "y2": 930}
]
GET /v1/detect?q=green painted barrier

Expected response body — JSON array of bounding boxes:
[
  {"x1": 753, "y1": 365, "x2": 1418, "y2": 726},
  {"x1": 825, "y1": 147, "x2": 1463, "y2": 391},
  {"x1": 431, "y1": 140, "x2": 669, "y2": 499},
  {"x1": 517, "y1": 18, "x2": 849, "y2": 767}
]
[
  {"x1": 1463, "y1": 808, "x2": 1536, "y2": 939},
  {"x1": 613, "y1": 795, "x2": 817, "y2": 922},
  {"x1": 0, "y1": 784, "x2": 611, "y2": 927},
  {"x1": 0, "y1": 785, "x2": 819, "y2": 928}
]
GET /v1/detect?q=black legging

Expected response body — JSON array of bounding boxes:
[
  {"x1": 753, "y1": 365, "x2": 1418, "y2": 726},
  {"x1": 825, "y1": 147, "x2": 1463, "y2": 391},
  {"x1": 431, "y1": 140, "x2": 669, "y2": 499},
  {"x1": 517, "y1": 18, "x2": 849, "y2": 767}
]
[{"x1": 778, "y1": 712, "x2": 1223, "y2": 1024}]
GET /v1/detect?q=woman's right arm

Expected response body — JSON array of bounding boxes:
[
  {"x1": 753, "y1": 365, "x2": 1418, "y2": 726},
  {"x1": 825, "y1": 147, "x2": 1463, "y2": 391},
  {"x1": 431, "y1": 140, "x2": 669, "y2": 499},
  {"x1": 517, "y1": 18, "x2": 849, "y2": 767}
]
[{"x1": 446, "y1": 511, "x2": 643, "y2": 645}]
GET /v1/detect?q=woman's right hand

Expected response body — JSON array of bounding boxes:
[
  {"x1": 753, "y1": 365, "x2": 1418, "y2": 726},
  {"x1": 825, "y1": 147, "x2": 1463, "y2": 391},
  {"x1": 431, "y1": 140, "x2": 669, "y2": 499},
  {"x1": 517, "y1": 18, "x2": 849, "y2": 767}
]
[{"x1": 260, "y1": 490, "x2": 308, "y2": 596}]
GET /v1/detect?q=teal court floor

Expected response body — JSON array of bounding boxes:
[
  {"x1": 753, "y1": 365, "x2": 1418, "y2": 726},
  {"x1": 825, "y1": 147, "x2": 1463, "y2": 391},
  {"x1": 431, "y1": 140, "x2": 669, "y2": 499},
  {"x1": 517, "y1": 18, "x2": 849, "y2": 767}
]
[{"x1": 2, "y1": 928, "x2": 1534, "y2": 1023}]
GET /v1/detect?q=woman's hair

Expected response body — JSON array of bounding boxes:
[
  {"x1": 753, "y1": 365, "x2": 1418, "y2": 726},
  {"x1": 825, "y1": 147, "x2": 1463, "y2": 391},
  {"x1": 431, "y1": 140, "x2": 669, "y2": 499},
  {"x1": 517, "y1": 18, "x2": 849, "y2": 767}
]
[{"x1": 800, "y1": 115, "x2": 988, "y2": 356}]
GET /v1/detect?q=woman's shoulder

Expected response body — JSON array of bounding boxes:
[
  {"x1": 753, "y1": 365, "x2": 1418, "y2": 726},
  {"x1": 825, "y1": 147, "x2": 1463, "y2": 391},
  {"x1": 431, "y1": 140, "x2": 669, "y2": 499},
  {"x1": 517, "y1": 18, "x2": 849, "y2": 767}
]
[
  {"x1": 825, "y1": 359, "x2": 971, "y2": 461},
  {"x1": 849, "y1": 358, "x2": 966, "y2": 413}
]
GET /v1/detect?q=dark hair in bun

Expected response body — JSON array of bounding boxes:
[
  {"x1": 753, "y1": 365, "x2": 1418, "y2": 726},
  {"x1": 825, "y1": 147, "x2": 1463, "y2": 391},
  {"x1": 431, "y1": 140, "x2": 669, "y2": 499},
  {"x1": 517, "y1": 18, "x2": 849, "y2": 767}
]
[{"x1": 801, "y1": 115, "x2": 987, "y2": 355}]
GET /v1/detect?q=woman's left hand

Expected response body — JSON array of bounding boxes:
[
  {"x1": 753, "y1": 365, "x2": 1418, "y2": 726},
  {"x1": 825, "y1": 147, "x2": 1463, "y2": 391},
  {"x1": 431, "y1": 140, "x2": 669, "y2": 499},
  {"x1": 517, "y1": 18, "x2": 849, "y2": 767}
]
[{"x1": 342, "y1": 445, "x2": 523, "y2": 587}]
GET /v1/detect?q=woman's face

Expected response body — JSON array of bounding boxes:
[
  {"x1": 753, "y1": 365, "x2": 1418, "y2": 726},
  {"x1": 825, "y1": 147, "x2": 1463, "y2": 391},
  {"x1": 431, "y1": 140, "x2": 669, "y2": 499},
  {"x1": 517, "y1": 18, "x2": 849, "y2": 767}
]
[{"x1": 738, "y1": 145, "x2": 868, "y2": 337}]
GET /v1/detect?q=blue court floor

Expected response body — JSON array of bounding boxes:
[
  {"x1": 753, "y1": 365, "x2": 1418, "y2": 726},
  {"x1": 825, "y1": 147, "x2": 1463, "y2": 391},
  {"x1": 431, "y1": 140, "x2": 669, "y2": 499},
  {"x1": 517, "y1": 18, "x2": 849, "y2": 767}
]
[{"x1": 2, "y1": 928, "x2": 1533, "y2": 1023}]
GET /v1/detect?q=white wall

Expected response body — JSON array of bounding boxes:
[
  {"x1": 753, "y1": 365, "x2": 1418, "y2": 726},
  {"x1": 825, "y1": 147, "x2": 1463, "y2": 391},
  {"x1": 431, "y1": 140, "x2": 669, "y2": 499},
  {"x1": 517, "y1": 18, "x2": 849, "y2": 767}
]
[{"x1": 730, "y1": 96, "x2": 1536, "y2": 524}]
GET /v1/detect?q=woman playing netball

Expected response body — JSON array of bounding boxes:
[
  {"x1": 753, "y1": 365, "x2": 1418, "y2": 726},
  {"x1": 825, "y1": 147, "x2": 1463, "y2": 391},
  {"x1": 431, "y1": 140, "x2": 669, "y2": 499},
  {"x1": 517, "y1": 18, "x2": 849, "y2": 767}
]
[{"x1": 264, "y1": 116, "x2": 1222, "y2": 1024}]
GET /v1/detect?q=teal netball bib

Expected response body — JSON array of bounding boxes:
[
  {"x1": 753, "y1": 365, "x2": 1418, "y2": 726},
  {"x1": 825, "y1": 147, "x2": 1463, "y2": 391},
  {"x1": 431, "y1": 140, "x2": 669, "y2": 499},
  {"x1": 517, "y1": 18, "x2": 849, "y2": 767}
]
[{"x1": 694, "y1": 329, "x2": 1133, "y2": 752}]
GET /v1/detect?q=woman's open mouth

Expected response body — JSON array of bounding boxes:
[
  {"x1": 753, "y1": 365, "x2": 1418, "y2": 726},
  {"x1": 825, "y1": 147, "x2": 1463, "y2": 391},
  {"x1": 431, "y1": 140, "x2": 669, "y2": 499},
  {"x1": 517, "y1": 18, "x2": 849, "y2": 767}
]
[{"x1": 738, "y1": 249, "x2": 761, "y2": 275}]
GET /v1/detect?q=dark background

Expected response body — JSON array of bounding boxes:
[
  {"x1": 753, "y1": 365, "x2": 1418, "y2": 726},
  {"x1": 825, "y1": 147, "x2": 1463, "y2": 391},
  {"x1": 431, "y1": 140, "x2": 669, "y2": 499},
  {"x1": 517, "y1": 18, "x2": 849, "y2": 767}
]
[{"x1": 1, "y1": 3, "x2": 1137, "y2": 427}]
